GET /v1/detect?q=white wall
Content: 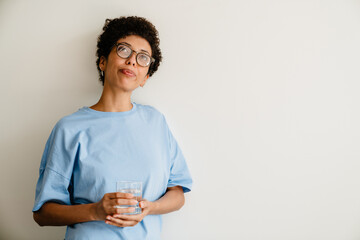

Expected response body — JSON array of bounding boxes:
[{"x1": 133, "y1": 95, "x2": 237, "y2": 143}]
[{"x1": 1, "y1": 0, "x2": 360, "y2": 239}]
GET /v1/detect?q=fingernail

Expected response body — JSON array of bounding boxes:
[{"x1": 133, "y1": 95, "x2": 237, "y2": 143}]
[{"x1": 106, "y1": 216, "x2": 111, "y2": 220}]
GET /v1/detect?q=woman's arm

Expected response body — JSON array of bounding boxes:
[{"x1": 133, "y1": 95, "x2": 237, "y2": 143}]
[
  {"x1": 33, "y1": 202, "x2": 97, "y2": 226},
  {"x1": 33, "y1": 192, "x2": 137, "y2": 226},
  {"x1": 148, "y1": 185, "x2": 185, "y2": 215}
]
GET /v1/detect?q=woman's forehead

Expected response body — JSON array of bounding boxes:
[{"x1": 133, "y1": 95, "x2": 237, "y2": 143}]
[{"x1": 116, "y1": 35, "x2": 152, "y2": 54}]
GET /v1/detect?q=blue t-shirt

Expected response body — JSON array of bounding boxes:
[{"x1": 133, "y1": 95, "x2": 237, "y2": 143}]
[{"x1": 33, "y1": 102, "x2": 193, "y2": 240}]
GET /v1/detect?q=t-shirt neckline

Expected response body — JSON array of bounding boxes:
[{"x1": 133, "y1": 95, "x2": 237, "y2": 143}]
[{"x1": 81, "y1": 102, "x2": 137, "y2": 116}]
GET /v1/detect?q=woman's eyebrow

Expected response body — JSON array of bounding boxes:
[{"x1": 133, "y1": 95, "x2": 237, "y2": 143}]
[{"x1": 118, "y1": 42, "x2": 150, "y2": 54}]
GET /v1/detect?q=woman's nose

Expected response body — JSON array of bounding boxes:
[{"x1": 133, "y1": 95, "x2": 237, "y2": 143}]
[{"x1": 125, "y1": 52, "x2": 137, "y2": 66}]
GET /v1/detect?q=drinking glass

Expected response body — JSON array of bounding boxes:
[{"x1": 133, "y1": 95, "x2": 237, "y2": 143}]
[{"x1": 115, "y1": 181, "x2": 142, "y2": 215}]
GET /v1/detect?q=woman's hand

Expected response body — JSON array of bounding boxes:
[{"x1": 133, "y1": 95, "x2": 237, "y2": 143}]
[
  {"x1": 105, "y1": 199, "x2": 155, "y2": 227},
  {"x1": 93, "y1": 192, "x2": 138, "y2": 221}
]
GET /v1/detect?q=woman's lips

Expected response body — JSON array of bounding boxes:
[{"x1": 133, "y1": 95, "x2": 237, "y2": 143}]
[{"x1": 120, "y1": 69, "x2": 136, "y2": 77}]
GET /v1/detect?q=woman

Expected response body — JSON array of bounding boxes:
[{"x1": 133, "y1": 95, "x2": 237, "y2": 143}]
[{"x1": 33, "y1": 16, "x2": 192, "y2": 239}]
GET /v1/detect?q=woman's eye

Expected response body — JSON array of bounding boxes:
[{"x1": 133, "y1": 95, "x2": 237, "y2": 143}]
[
  {"x1": 118, "y1": 45, "x2": 131, "y2": 53},
  {"x1": 139, "y1": 54, "x2": 149, "y2": 61}
]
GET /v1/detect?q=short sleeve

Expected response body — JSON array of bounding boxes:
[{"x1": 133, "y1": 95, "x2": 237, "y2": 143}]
[
  {"x1": 163, "y1": 115, "x2": 193, "y2": 193},
  {"x1": 33, "y1": 121, "x2": 77, "y2": 212}
]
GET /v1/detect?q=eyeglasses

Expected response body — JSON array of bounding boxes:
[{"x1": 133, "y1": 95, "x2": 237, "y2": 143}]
[{"x1": 114, "y1": 43, "x2": 155, "y2": 67}]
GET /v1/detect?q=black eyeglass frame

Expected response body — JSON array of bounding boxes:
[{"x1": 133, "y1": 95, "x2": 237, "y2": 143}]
[{"x1": 113, "y1": 43, "x2": 155, "y2": 67}]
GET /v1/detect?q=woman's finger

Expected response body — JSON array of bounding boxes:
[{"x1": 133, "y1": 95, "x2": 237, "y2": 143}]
[
  {"x1": 113, "y1": 213, "x2": 144, "y2": 222},
  {"x1": 105, "y1": 216, "x2": 138, "y2": 227},
  {"x1": 107, "y1": 192, "x2": 134, "y2": 199},
  {"x1": 112, "y1": 198, "x2": 138, "y2": 207},
  {"x1": 113, "y1": 207, "x2": 136, "y2": 214},
  {"x1": 139, "y1": 201, "x2": 147, "y2": 208},
  {"x1": 104, "y1": 199, "x2": 137, "y2": 214}
]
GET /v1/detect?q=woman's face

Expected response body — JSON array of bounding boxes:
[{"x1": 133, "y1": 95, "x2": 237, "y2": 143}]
[{"x1": 99, "y1": 35, "x2": 152, "y2": 92}]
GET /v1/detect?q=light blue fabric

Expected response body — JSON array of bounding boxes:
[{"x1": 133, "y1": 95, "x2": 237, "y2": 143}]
[{"x1": 33, "y1": 102, "x2": 192, "y2": 240}]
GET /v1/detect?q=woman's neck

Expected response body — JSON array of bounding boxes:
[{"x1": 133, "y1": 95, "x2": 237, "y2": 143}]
[{"x1": 90, "y1": 86, "x2": 133, "y2": 112}]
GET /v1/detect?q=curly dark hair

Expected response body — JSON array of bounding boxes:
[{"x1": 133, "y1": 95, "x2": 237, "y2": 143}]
[{"x1": 96, "y1": 16, "x2": 162, "y2": 85}]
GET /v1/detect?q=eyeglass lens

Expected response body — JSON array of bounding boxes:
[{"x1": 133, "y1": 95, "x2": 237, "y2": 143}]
[{"x1": 116, "y1": 44, "x2": 151, "y2": 67}]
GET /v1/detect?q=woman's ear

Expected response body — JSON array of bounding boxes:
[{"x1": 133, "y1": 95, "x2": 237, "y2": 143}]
[{"x1": 99, "y1": 56, "x2": 107, "y2": 70}]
